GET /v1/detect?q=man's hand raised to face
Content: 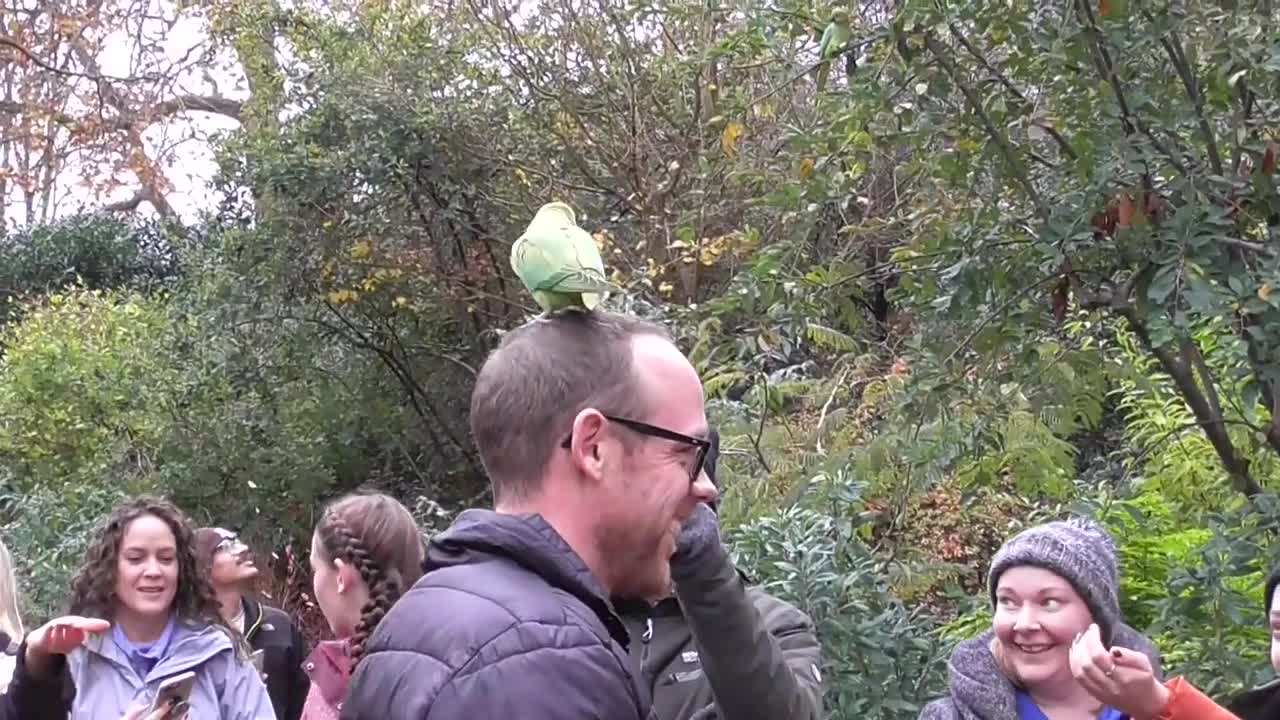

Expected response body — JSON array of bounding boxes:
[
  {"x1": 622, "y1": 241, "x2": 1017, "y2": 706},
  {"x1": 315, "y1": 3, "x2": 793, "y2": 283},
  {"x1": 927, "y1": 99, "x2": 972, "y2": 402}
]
[{"x1": 673, "y1": 429, "x2": 722, "y2": 569}]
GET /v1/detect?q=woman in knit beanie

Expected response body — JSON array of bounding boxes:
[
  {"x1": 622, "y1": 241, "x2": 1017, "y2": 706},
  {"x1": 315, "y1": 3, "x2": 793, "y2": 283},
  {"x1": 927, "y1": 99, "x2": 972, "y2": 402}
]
[{"x1": 918, "y1": 518, "x2": 1165, "y2": 720}]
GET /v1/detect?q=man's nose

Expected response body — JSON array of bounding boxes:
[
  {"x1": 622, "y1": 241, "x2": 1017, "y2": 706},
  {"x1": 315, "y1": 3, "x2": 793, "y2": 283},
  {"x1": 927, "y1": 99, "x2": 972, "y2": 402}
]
[{"x1": 691, "y1": 471, "x2": 718, "y2": 504}]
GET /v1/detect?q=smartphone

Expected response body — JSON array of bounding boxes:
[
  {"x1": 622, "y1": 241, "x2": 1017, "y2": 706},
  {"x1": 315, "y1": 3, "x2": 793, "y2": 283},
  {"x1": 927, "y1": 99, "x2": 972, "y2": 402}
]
[
  {"x1": 249, "y1": 649, "x2": 265, "y2": 672},
  {"x1": 148, "y1": 670, "x2": 196, "y2": 716}
]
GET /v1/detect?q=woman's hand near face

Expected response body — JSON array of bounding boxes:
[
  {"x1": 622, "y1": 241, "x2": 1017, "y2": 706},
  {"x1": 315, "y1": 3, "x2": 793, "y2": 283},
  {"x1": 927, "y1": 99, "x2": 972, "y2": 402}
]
[
  {"x1": 1069, "y1": 623, "x2": 1170, "y2": 719},
  {"x1": 23, "y1": 615, "x2": 111, "y2": 677}
]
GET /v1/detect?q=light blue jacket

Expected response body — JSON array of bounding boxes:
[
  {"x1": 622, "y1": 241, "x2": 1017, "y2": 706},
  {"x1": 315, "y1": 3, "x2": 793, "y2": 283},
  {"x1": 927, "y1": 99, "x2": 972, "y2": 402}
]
[{"x1": 67, "y1": 620, "x2": 276, "y2": 720}]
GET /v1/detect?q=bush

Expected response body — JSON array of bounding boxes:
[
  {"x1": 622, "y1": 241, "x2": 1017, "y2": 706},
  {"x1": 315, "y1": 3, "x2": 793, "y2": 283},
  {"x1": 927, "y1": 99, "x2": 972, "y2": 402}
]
[{"x1": 729, "y1": 505, "x2": 949, "y2": 719}]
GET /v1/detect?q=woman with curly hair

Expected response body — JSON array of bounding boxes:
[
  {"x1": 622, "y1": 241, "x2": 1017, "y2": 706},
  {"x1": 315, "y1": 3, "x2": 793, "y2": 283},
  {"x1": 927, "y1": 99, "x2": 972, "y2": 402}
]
[
  {"x1": 302, "y1": 493, "x2": 422, "y2": 720},
  {"x1": 60, "y1": 496, "x2": 275, "y2": 719}
]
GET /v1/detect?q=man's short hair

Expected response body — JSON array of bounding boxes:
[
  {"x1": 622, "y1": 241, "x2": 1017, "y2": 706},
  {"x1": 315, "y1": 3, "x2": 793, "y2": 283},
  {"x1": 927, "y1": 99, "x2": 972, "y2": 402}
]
[{"x1": 470, "y1": 310, "x2": 671, "y2": 502}]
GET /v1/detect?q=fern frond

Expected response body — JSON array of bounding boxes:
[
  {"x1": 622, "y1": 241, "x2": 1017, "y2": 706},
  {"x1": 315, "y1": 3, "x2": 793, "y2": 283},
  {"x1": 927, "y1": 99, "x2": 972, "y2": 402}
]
[{"x1": 805, "y1": 322, "x2": 859, "y2": 352}]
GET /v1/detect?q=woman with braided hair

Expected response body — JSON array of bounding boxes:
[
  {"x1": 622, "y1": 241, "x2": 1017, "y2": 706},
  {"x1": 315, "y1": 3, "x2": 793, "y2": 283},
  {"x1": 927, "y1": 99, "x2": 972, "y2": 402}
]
[{"x1": 303, "y1": 493, "x2": 423, "y2": 720}]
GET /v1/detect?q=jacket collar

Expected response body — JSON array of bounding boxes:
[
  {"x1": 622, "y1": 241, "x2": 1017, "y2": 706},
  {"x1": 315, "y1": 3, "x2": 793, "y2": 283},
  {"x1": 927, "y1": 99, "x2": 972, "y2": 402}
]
[
  {"x1": 241, "y1": 597, "x2": 265, "y2": 640},
  {"x1": 303, "y1": 639, "x2": 352, "y2": 706},
  {"x1": 428, "y1": 509, "x2": 630, "y2": 649},
  {"x1": 83, "y1": 620, "x2": 235, "y2": 684}
]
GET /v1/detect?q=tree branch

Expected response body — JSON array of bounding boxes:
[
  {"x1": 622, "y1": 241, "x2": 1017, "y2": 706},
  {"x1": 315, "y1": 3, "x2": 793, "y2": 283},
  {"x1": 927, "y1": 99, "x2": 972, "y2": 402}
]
[
  {"x1": 923, "y1": 32, "x2": 1050, "y2": 221},
  {"x1": 1075, "y1": 0, "x2": 1188, "y2": 180},
  {"x1": 147, "y1": 94, "x2": 243, "y2": 122},
  {"x1": 946, "y1": 21, "x2": 1078, "y2": 161},
  {"x1": 0, "y1": 35, "x2": 159, "y2": 83},
  {"x1": 1119, "y1": 305, "x2": 1263, "y2": 499},
  {"x1": 101, "y1": 191, "x2": 148, "y2": 213},
  {"x1": 1146, "y1": 14, "x2": 1223, "y2": 175}
]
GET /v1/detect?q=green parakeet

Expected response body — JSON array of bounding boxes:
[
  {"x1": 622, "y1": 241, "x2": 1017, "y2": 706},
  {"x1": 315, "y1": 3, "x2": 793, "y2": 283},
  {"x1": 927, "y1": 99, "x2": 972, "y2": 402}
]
[
  {"x1": 814, "y1": 8, "x2": 851, "y2": 94},
  {"x1": 511, "y1": 201, "x2": 618, "y2": 313}
]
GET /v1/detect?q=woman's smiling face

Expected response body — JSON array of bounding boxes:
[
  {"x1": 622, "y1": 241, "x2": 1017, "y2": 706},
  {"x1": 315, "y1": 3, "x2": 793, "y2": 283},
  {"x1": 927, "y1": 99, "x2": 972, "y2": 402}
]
[{"x1": 992, "y1": 565, "x2": 1094, "y2": 691}]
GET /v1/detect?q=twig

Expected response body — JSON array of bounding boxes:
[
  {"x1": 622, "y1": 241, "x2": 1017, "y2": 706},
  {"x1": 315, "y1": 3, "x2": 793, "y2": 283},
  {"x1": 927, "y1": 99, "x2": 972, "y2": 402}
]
[
  {"x1": 1075, "y1": 0, "x2": 1188, "y2": 180},
  {"x1": 946, "y1": 21, "x2": 1078, "y2": 161},
  {"x1": 1218, "y1": 236, "x2": 1273, "y2": 255},
  {"x1": 0, "y1": 36, "x2": 160, "y2": 83},
  {"x1": 752, "y1": 371, "x2": 773, "y2": 474},
  {"x1": 745, "y1": 30, "x2": 885, "y2": 111},
  {"x1": 814, "y1": 369, "x2": 849, "y2": 455},
  {"x1": 942, "y1": 275, "x2": 1059, "y2": 366},
  {"x1": 1143, "y1": 10, "x2": 1223, "y2": 175},
  {"x1": 923, "y1": 33, "x2": 1050, "y2": 221}
]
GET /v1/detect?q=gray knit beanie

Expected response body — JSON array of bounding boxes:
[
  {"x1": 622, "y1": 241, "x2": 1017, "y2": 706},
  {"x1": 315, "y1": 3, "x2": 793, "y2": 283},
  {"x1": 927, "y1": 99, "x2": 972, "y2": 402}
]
[{"x1": 987, "y1": 517, "x2": 1121, "y2": 644}]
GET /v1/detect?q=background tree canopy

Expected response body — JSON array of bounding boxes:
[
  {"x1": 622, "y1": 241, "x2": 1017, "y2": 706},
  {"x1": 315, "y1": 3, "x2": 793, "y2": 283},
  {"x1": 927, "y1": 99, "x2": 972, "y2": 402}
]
[{"x1": 5, "y1": 0, "x2": 1280, "y2": 715}]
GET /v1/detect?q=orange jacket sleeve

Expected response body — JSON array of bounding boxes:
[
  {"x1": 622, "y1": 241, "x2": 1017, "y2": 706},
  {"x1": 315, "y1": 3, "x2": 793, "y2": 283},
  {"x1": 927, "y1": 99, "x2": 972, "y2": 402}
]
[{"x1": 1154, "y1": 676, "x2": 1241, "y2": 720}]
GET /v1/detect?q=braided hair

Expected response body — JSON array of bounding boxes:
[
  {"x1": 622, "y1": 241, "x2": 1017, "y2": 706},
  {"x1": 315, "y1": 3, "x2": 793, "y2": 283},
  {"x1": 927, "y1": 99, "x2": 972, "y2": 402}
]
[{"x1": 314, "y1": 493, "x2": 423, "y2": 667}]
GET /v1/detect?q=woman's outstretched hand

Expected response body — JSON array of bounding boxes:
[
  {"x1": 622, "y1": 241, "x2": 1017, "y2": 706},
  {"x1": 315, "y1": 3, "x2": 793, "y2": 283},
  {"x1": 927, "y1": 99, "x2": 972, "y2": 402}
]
[
  {"x1": 23, "y1": 615, "x2": 111, "y2": 676},
  {"x1": 1069, "y1": 623, "x2": 1170, "y2": 720}
]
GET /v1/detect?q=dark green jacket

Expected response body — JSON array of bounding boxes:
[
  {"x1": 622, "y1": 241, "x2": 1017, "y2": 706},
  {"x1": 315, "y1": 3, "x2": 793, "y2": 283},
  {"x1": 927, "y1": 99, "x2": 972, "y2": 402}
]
[{"x1": 615, "y1": 546, "x2": 824, "y2": 720}]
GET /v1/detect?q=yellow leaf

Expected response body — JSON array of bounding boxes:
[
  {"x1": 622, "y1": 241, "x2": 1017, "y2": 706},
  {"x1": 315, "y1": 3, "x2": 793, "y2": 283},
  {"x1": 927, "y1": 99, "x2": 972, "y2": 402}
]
[
  {"x1": 394, "y1": 296, "x2": 409, "y2": 307},
  {"x1": 798, "y1": 156, "x2": 816, "y2": 180},
  {"x1": 350, "y1": 240, "x2": 372, "y2": 260},
  {"x1": 721, "y1": 121, "x2": 745, "y2": 159},
  {"x1": 1260, "y1": 284, "x2": 1274, "y2": 302},
  {"x1": 658, "y1": 281, "x2": 675, "y2": 295}
]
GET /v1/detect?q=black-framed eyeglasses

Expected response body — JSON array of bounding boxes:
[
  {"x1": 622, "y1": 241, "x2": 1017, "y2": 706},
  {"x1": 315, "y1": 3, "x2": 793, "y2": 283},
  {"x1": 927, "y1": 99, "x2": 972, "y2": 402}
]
[{"x1": 560, "y1": 415, "x2": 711, "y2": 483}]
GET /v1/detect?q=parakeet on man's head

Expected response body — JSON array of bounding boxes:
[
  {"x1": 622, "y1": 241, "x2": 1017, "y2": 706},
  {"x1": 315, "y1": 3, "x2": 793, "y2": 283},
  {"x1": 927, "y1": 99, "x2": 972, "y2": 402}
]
[{"x1": 510, "y1": 201, "x2": 619, "y2": 313}]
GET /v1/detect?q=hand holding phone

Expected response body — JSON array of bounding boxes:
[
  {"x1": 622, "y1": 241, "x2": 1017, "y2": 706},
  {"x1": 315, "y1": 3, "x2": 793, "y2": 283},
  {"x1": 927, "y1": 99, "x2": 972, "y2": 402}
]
[
  {"x1": 147, "y1": 671, "x2": 196, "y2": 718},
  {"x1": 125, "y1": 697, "x2": 189, "y2": 720}
]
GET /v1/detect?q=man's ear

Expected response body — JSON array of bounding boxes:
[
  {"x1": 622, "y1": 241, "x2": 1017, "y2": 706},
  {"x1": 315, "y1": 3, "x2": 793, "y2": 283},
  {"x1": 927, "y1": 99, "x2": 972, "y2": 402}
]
[{"x1": 569, "y1": 408, "x2": 609, "y2": 484}]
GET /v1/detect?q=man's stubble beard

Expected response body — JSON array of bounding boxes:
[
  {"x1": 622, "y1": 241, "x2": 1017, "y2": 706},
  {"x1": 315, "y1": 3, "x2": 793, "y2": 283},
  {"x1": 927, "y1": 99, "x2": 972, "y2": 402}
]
[{"x1": 595, "y1": 509, "x2": 667, "y2": 600}]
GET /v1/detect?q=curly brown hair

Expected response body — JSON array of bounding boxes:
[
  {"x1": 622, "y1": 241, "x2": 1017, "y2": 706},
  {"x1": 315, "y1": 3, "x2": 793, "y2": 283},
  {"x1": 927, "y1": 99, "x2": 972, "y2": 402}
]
[
  {"x1": 313, "y1": 492, "x2": 423, "y2": 667},
  {"x1": 67, "y1": 496, "x2": 225, "y2": 632}
]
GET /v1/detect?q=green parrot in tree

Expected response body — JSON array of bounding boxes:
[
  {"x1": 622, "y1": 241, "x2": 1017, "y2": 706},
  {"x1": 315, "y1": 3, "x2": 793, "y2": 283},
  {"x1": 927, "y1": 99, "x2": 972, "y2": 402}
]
[
  {"x1": 814, "y1": 8, "x2": 852, "y2": 94},
  {"x1": 510, "y1": 201, "x2": 618, "y2": 313}
]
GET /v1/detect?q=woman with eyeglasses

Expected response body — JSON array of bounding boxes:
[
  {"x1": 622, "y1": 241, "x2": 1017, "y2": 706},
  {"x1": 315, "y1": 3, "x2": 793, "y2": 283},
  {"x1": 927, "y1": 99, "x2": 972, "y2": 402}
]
[{"x1": 196, "y1": 527, "x2": 310, "y2": 720}]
